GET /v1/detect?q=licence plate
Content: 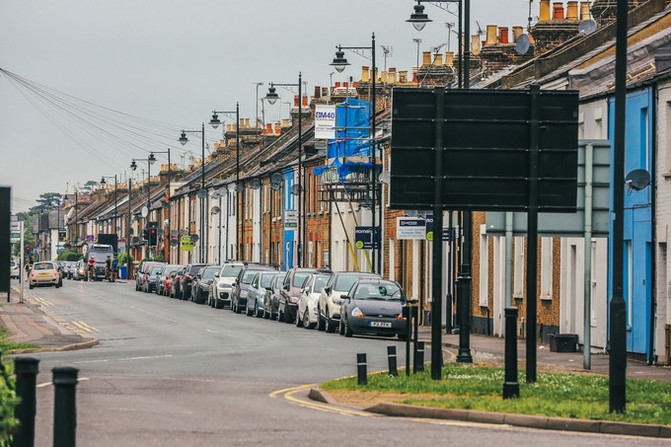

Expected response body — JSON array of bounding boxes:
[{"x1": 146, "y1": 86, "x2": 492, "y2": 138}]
[
  {"x1": 38, "y1": 273, "x2": 49, "y2": 276},
  {"x1": 369, "y1": 321, "x2": 392, "y2": 328}
]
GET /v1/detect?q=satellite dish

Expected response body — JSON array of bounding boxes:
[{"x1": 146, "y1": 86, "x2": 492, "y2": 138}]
[
  {"x1": 625, "y1": 169, "x2": 651, "y2": 191},
  {"x1": 515, "y1": 34, "x2": 531, "y2": 55},
  {"x1": 235, "y1": 182, "x2": 244, "y2": 193},
  {"x1": 217, "y1": 186, "x2": 227, "y2": 195},
  {"x1": 250, "y1": 179, "x2": 261, "y2": 190},
  {"x1": 378, "y1": 171, "x2": 391, "y2": 185},
  {"x1": 197, "y1": 189, "x2": 207, "y2": 199},
  {"x1": 271, "y1": 173, "x2": 282, "y2": 184},
  {"x1": 169, "y1": 238, "x2": 178, "y2": 247},
  {"x1": 290, "y1": 184, "x2": 302, "y2": 195},
  {"x1": 578, "y1": 19, "x2": 597, "y2": 36},
  {"x1": 190, "y1": 234, "x2": 199, "y2": 242},
  {"x1": 211, "y1": 206, "x2": 221, "y2": 215},
  {"x1": 270, "y1": 181, "x2": 281, "y2": 191},
  {"x1": 180, "y1": 229, "x2": 188, "y2": 236},
  {"x1": 141, "y1": 206, "x2": 149, "y2": 218},
  {"x1": 171, "y1": 229, "x2": 178, "y2": 237},
  {"x1": 212, "y1": 192, "x2": 221, "y2": 200}
]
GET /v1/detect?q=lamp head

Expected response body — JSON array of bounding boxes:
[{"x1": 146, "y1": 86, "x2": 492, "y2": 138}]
[
  {"x1": 178, "y1": 131, "x2": 188, "y2": 146},
  {"x1": 148, "y1": 152, "x2": 157, "y2": 165},
  {"x1": 100, "y1": 177, "x2": 106, "y2": 185},
  {"x1": 407, "y1": 2, "x2": 431, "y2": 31},
  {"x1": 209, "y1": 112, "x2": 221, "y2": 129},
  {"x1": 264, "y1": 84, "x2": 279, "y2": 105},
  {"x1": 330, "y1": 48, "x2": 349, "y2": 73},
  {"x1": 130, "y1": 160, "x2": 137, "y2": 171}
]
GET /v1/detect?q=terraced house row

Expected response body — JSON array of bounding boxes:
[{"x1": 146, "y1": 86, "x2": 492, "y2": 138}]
[{"x1": 31, "y1": 0, "x2": 671, "y2": 363}]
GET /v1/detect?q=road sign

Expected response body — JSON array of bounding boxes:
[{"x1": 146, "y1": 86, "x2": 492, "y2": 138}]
[
  {"x1": 424, "y1": 215, "x2": 453, "y2": 242},
  {"x1": 390, "y1": 87, "x2": 579, "y2": 211},
  {"x1": 180, "y1": 236, "x2": 193, "y2": 251},
  {"x1": 396, "y1": 218, "x2": 426, "y2": 240},
  {"x1": 354, "y1": 226, "x2": 380, "y2": 250}
]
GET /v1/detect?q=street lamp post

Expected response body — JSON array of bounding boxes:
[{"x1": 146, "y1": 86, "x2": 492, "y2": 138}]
[
  {"x1": 265, "y1": 75, "x2": 304, "y2": 267},
  {"x1": 100, "y1": 175, "x2": 118, "y2": 236},
  {"x1": 149, "y1": 149, "x2": 172, "y2": 263},
  {"x1": 329, "y1": 33, "x2": 379, "y2": 274},
  {"x1": 131, "y1": 153, "x2": 156, "y2": 258},
  {"x1": 179, "y1": 125, "x2": 206, "y2": 263},
  {"x1": 209, "y1": 104, "x2": 241, "y2": 260}
]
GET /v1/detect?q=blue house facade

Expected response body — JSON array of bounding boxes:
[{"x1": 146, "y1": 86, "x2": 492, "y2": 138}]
[
  {"x1": 608, "y1": 87, "x2": 654, "y2": 356},
  {"x1": 283, "y1": 168, "x2": 296, "y2": 271}
]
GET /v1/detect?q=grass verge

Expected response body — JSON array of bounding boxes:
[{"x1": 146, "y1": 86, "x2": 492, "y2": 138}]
[
  {"x1": 0, "y1": 325, "x2": 39, "y2": 352},
  {"x1": 321, "y1": 363, "x2": 671, "y2": 426}
]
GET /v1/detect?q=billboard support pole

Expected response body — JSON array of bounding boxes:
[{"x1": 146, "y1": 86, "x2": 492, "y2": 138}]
[{"x1": 431, "y1": 87, "x2": 445, "y2": 380}]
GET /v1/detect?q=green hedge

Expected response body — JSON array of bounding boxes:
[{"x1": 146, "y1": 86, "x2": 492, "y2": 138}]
[
  {"x1": 117, "y1": 252, "x2": 133, "y2": 266},
  {"x1": 57, "y1": 249, "x2": 83, "y2": 261},
  {"x1": 0, "y1": 354, "x2": 17, "y2": 446}
]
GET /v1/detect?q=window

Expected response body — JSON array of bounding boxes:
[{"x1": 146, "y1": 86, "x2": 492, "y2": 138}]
[
  {"x1": 308, "y1": 241, "x2": 314, "y2": 268},
  {"x1": 479, "y1": 224, "x2": 488, "y2": 307},
  {"x1": 513, "y1": 237, "x2": 524, "y2": 298},
  {"x1": 540, "y1": 237, "x2": 553, "y2": 300}
]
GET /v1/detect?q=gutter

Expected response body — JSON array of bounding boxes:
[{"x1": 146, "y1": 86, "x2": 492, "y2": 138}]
[{"x1": 649, "y1": 82, "x2": 658, "y2": 365}]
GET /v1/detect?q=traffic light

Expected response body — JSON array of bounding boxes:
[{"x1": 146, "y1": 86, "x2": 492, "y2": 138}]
[
  {"x1": 149, "y1": 228, "x2": 157, "y2": 246},
  {"x1": 142, "y1": 229, "x2": 149, "y2": 243}
]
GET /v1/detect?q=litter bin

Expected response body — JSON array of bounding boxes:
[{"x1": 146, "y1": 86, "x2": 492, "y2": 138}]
[
  {"x1": 119, "y1": 266, "x2": 127, "y2": 280},
  {"x1": 548, "y1": 333, "x2": 578, "y2": 352}
]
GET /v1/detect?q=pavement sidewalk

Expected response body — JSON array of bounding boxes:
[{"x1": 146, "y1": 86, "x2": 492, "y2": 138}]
[
  {"x1": 418, "y1": 327, "x2": 671, "y2": 382},
  {"x1": 0, "y1": 284, "x2": 98, "y2": 353}
]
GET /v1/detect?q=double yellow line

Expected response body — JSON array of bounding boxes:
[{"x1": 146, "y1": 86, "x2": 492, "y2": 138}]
[
  {"x1": 71, "y1": 320, "x2": 100, "y2": 333},
  {"x1": 270, "y1": 384, "x2": 375, "y2": 417},
  {"x1": 34, "y1": 297, "x2": 54, "y2": 307}
]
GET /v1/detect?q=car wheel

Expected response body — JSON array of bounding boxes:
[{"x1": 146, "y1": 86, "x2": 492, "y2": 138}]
[
  {"x1": 285, "y1": 307, "x2": 293, "y2": 324},
  {"x1": 278, "y1": 308, "x2": 284, "y2": 322},
  {"x1": 325, "y1": 313, "x2": 336, "y2": 333},
  {"x1": 317, "y1": 308, "x2": 326, "y2": 332},
  {"x1": 339, "y1": 318, "x2": 345, "y2": 335},
  {"x1": 256, "y1": 303, "x2": 263, "y2": 318},
  {"x1": 235, "y1": 301, "x2": 242, "y2": 314},
  {"x1": 270, "y1": 306, "x2": 276, "y2": 320},
  {"x1": 216, "y1": 299, "x2": 224, "y2": 310},
  {"x1": 344, "y1": 318, "x2": 353, "y2": 337},
  {"x1": 303, "y1": 309, "x2": 313, "y2": 329},
  {"x1": 263, "y1": 305, "x2": 269, "y2": 319},
  {"x1": 246, "y1": 303, "x2": 254, "y2": 316}
]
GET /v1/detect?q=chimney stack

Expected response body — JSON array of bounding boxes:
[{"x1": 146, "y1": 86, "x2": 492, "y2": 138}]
[
  {"x1": 361, "y1": 66, "x2": 370, "y2": 82},
  {"x1": 580, "y1": 1, "x2": 591, "y2": 20},
  {"x1": 471, "y1": 36, "x2": 480, "y2": 55},
  {"x1": 388, "y1": 67, "x2": 397, "y2": 83},
  {"x1": 422, "y1": 51, "x2": 431, "y2": 66},
  {"x1": 566, "y1": 1, "x2": 579, "y2": 20},
  {"x1": 486, "y1": 25, "x2": 498, "y2": 45}
]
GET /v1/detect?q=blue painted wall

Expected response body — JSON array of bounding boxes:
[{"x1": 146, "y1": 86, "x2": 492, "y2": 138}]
[
  {"x1": 608, "y1": 88, "x2": 653, "y2": 355},
  {"x1": 283, "y1": 170, "x2": 295, "y2": 271}
]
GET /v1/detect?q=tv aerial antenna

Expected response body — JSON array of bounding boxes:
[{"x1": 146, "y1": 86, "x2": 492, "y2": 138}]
[{"x1": 381, "y1": 45, "x2": 393, "y2": 73}]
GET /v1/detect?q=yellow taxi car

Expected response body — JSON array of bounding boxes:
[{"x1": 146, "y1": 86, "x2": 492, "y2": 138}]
[{"x1": 28, "y1": 261, "x2": 62, "y2": 289}]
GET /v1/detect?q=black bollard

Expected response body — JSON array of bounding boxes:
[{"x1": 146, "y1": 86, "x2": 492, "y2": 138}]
[
  {"x1": 52, "y1": 366, "x2": 78, "y2": 447},
  {"x1": 14, "y1": 357, "x2": 40, "y2": 447},
  {"x1": 414, "y1": 341, "x2": 425, "y2": 373},
  {"x1": 387, "y1": 346, "x2": 398, "y2": 377},
  {"x1": 503, "y1": 307, "x2": 520, "y2": 399},
  {"x1": 403, "y1": 304, "x2": 411, "y2": 376},
  {"x1": 356, "y1": 353, "x2": 367, "y2": 386}
]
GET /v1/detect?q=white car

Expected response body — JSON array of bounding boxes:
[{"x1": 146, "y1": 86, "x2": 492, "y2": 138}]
[
  {"x1": 28, "y1": 261, "x2": 62, "y2": 289},
  {"x1": 10, "y1": 261, "x2": 20, "y2": 279},
  {"x1": 317, "y1": 272, "x2": 381, "y2": 333},
  {"x1": 210, "y1": 262, "x2": 244, "y2": 309},
  {"x1": 296, "y1": 273, "x2": 333, "y2": 329}
]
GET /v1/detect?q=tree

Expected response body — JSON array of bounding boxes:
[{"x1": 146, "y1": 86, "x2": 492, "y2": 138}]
[
  {"x1": 29, "y1": 192, "x2": 62, "y2": 214},
  {"x1": 79, "y1": 180, "x2": 99, "y2": 195}
]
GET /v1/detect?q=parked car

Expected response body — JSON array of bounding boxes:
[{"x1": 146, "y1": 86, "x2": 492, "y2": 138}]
[
  {"x1": 245, "y1": 270, "x2": 279, "y2": 317},
  {"x1": 278, "y1": 268, "x2": 332, "y2": 324},
  {"x1": 191, "y1": 265, "x2": 219, "y2": 304},
  {"x1": 136, "y1": 261, "x2": 164, "y2": 291},
  {"x1": 142, "y1": 265, "x2": 164, "y2": 293},
  {"x1": 231, "y1": 264, "x2": 278, "y2": 314},
  {"x1": 64, "y1": 261, "x2": 77, "y2": 279},
  {"x1": 179, "y1": 264, "x2": 208, "y2": 300},
  {"x1": 73, "y1": 260, "x2": 88, "y2": 281},
  {"x1": 157, "y1": 264, "x2": 180, "y2": 296},
  {"x1": 209, "y1": 262, "x2": 245, "y2": 309},
  {"x1": 317, "y1": 271, "x2": 381, "y2": 333},
  {"x1": 339, "y1": 279, "x2": 407, "y2": 339},
  {"x1": 10, "y1": 260, "x2": 20, "y2": 279},
  {"x1": 28, "y1": 261, "x2": 62, "y2": 289},
  {"x1": 54, "y1": 260, "x2": 66, "y2": 276},
  {"x1": 169, "y1": 267, "x2": 186, "y2": 298},
  {"x1": 297, "y1": 272, "x2": 333, "y2": 329},
  {"x1": 263, "y1": 272, "x2": 287, "y2": 320}
]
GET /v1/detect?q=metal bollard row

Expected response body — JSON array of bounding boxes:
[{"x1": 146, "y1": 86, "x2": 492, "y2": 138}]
[{"x1": 12, "y1": 357, "x2": 79, "y2": 447}]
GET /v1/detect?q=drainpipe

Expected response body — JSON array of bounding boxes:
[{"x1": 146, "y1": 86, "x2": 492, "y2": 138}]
[
  {"x1": 650, "y1": 85, "x2": 658, "y2": 365},
  {"x1": 584, "y1": 143, "x2": 594, "y2": 370}
]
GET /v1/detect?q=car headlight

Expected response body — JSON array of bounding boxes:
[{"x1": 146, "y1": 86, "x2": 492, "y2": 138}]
[
  {"x1": 351, "y1": 307, "x2": 364, "y2": 318},
  {"x1": 289, "y1": 296, "x2": 298, "y2": 304},
  {"x1": 240, "y1": 290, "x2": 248, "y2": 297},
  {"x1": 331, "y1": 297, "x2": 344, "y2": 306}
]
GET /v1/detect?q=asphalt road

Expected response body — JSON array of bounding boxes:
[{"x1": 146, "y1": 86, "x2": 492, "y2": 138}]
[{"x1": 20, "y1": 279, "x2": 667, "y2": 446}]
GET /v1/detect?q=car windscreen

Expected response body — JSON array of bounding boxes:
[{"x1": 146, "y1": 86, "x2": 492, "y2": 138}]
[
  {"x1": 292, "y1": 273, "x2": 311, "y2": 289},
  {"x1": 273, "y1": 274, "x2": 287, "y2": 288},
  {"x1": 89, "y1": 251, "x2": 113, "y2": 262},
  {"x1": 202, "y1": 268, "x2": 218, "y2": 279},
  {"x1": 33, "y1": 263, "x2": 54, "y2": 270},
  {"x1": 354, "y1": 283, "x2": 403, "y2": 301},
  {"x1": 334, "y1": 274, "x2": 377, "y2": 292},
  {"x1": 221, "y1": 265, "x2": 242, "y2": 277},
  {"x1": 189, "y1": 265, "x2": 205, "y2": 274},
  {"x1": 148, "y1": 266, "x2": 162, "y2": 275},
  {"x1": 313, "y1": 275, "x2": 330, "y2": 293},
  {"x1": 241, "y1": 270, "x2": 259, "y2": 284},
  {"x1": 260, "y1": 273, "x2": 275, "y2": 288}
]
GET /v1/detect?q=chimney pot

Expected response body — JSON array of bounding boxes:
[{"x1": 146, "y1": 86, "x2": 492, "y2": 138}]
[
  {"x1": 275, "y1": 123, "x2": 281, "y2": 133},
  {"x1": 294, "y1": 95, "x2": 299, "y2": 107},
  {"x1": 553, "y1": 2, "x2": 565, "y2": 20},
  {"x1": 540, "y1": 0, "x2": 551, "y2": 21},
  {"x1": 499, "y1": 27, "x2": 509, "y2": 44},
  {"x1": 352, "y1": 81, "x2": 358, "y2": 88},
  {"x1": 335, "y1": 82, "x2": 341, "y2": 88},
  {"x1": 399, "y1": 71, "x2": 408, "y2": 83},
  {"x1": 512, "y1": 26, "x2": 524, "y2": 42},
  {"x1": 434, "y1": 54, "x2": 443, "y2": 66},
  {"x1": 302, "y1": 96, "x2": 308, "y2": 106},
  {"x1": 388, "y1": 68, "x2": 397, "y2": 83},
  {"x1": 471, "y1": 36, "x2": 480, "y2": 55},
  {"x1": 266, "y1": 123, "x2": 272, "y2": 133},
  {"x1": 446, "y1": 51, "x2": 455, "y2": 66},
  {"x1": 566, "y1": 1, "x2": 579, "y2": 20},
  {"x1": 282, "y1": 119, "x2": 290, "y2": 128},
  {"x1": 580, "y1": 1, "x2": 591, "y2": 21},
  {"x1": 422, "y1": 51, "x2": 431, "y2": 66},
  {"x1": 486, "y1": 25, "x2": 498, "y2": 45},
  {"x1": 361, "y1": 66, "x2": 370, "y2": 82},
  {"x1": 314, "y1": 86, "x2": 321, "y2": 98}
]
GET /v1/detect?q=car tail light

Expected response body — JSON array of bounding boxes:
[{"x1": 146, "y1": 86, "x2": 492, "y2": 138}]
[
  {"x1": 186, "y1": 275, "x2": 193, "y2": 280},
  {"x1": 397, "y1": 315, "x2": 406, "y2": 320}
]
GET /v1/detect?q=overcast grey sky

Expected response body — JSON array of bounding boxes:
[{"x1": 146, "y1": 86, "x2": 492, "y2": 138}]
[{"x1": 1, "y1": 0, "x2": 534, "y2": 212}]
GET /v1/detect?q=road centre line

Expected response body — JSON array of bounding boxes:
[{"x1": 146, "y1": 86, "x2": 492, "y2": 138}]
[
  {"x1": 37, "y1": 377, "x2": 90, "y2": 388},
  {"x1": 73, "y1": 354, "x2": 174, "y2": 364}
]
